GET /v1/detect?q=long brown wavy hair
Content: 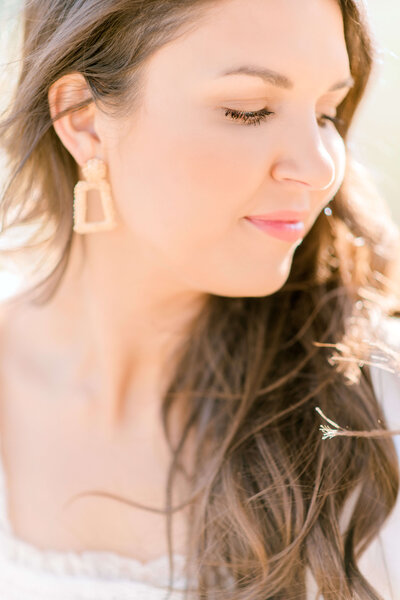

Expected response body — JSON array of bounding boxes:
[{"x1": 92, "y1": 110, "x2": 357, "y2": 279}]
[{"x1": 1, "y1": 1, "x2": 400, "y2": 598}]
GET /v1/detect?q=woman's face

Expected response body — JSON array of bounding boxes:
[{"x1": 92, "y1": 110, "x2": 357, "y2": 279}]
[{"x1": 98, "y1": 0, "x2": 351, "y2": 297}]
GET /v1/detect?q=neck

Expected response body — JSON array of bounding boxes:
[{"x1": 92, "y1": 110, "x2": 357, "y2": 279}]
[{"x1": 13, "y1": 228, "x2": 208, "y2": 429}]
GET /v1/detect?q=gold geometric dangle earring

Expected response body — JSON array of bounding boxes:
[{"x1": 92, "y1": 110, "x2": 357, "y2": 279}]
[{"x1": 73, "y1": 157, "x2": 118, "y2": 234}]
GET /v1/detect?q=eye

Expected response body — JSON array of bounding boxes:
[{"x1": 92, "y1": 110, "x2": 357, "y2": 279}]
[
  {"x1": 318, "y1": 115, "x2": 344, "y2": 129},
  {"x1": 223, "y1": 108, "x2": 344, "y2": 129},
  {"x1": 223, "y1": 107, "x2": 274, "y2": 127}
]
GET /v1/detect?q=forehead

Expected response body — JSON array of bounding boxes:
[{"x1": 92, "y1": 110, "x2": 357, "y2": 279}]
[{"x1": 145, "y1": 0, "x2": 350, "y2": 95}]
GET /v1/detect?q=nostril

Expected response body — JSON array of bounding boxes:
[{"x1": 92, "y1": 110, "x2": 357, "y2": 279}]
[{"x1": 281, "y1": 177, "x2": 312, "y2": 187}]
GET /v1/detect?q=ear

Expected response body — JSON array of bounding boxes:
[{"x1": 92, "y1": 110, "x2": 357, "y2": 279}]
[{"x1": 48, "y1": 72, "x2": 103, "y2": 168}]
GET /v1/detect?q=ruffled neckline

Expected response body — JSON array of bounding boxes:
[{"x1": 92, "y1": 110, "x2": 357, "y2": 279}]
[{"x1": 0, "y1": 529, "x2": 187, "y2": 588}]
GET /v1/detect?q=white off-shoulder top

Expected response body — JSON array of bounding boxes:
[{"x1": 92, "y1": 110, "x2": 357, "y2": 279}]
[{"x1": 0, "y1": 320, "x2": 399, "y2": 599}]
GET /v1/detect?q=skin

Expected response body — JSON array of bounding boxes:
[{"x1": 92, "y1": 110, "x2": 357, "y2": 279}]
[{"x1": 6, "y1": 0, "x2": 351, "y2": 489}]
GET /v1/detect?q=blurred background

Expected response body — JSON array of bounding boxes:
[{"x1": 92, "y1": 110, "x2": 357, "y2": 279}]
[
  {"x1": 351, "y1": 0, "x2": 400, "y2": 225},
  {"x1": 0, "y1": 0, "x2": 399, "y2": 300}
]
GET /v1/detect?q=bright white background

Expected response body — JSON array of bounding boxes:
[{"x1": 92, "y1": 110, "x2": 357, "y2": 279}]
[{"x1": 351, "y1": 0, "x2": 400, "y2": 224}]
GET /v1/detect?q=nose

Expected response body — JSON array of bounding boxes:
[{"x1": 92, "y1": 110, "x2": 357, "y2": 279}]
[{"x1": 270, "y1": 116, "x2": 336, "y2": 191}]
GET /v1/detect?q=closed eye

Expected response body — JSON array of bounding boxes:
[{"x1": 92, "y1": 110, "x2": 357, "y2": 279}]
[
  {"x1": 223, "y1": 107, "x2": 344, "y2": 130},
  {"x1": 223, "y1": 107, "x2": 274, "y2": 126},
  {"x1": 318, "y1": 115, "x2": 344, "y2": 128}
]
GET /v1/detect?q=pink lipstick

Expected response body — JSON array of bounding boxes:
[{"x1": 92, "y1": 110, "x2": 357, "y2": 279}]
[{"x1": 244, "y1": 210, "x2": 308, "y2": 242}]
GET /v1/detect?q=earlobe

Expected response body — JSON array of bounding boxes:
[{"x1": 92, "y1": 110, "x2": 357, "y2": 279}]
[{"x1": 48, "y1": 72, "x2": 101, "y2": 167}]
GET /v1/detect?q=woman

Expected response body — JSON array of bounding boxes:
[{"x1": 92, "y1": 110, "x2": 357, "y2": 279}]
[{"x1": 0, "y1": 0, "x2": 399, "y2": 598}]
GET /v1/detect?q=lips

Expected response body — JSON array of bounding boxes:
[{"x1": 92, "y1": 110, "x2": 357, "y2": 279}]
[
  {"x1": 246, "y1": 210, "x2": 309, "y2": 222},
  {"x1": 244, "y1": 210, "x2": 308, "y2": 242}
]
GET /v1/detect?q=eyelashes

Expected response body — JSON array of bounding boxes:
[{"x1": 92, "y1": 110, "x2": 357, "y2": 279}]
[
  {"x1": 317, "y1": 115, "x2": 344, "y2": 129},
  {"x1": 223, "y1": 107, "x2": 344, "y2": 129},
  {"x1": 223, "y1": 107, "x2": 273, "y2": 126}
]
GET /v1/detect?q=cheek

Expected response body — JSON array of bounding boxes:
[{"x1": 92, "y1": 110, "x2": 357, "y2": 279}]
[{"x1": 109, "y1": 115, "x2": 263, "y2": 251}]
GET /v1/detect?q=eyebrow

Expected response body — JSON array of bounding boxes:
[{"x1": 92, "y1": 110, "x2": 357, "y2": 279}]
[{"x1": 218, "y1": 65, "x2": 355, "y2": 92}]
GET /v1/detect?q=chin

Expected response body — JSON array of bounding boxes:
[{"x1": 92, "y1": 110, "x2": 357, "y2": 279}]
[{"x1": 213, "y1": 271, "x2": 292, "y2": 299}]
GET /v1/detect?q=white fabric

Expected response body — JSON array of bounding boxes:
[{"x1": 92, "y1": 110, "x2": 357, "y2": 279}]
[
  {"x1": 0, "y1": 518, "x2": 189, "y2": 599},
  {"x1": 0, "y1": 318, "x2": 399, "y2": 598}
]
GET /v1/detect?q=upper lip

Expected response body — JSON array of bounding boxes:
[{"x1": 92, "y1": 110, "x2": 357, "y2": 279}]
[{"x1": 245, "y1": 210, "x2": 309, "y2": 222}]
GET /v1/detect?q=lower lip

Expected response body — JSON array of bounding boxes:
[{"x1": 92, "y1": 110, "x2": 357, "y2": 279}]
[{"x1": 245, "y1": 217, "x2": 306, "y2": 242}]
